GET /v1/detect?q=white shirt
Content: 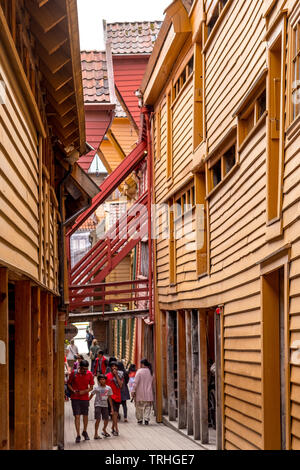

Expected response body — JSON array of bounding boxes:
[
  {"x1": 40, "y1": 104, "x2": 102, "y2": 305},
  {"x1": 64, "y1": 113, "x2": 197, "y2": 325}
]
[{"x1": 66, "y1": 344, "x2": 78, "y2": 360}]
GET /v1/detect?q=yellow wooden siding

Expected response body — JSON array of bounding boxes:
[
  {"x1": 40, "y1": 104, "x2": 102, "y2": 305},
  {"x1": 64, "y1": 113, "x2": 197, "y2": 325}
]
[
  {"x1": 110, "y1": 118, "x2": 138, "y2": 155},
  {"x1": 0, "y1": 47, "x2": 39, "y2": 280}
]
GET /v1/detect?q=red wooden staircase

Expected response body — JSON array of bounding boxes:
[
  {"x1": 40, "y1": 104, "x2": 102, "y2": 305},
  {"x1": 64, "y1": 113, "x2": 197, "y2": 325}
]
[{"x1": 67, "y1": 121, "x2": 153, "y2": 319}]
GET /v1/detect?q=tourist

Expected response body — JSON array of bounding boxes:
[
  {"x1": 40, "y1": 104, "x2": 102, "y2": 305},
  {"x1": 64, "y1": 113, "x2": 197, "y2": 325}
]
[
  {"x1": 127, "y1": 364, "x2": 137, "y2": 398},
  {"x1": 105, "y1": 362, "x2": 123, "y2": 436},
  {"x1": 89, "y1": 374, "x2": 113, "y2": 439},
  {"x1": 89, "y1": 339, "x2": 100, "y2": 372},
  {"x1": 85, "y1": 328, "x2": 94, "y2": 352},
  {"x1": 105, "y1": 356, "x2": 117, "y2": 374},
  {"x1": 131, "y1": 358, "x2": 154, "y2": 425},
  {"x1": 93, "y1": 350, "x2": 108, "y2": 376},
  {"x1": 67, "y1": 359, "x2": 94, "y2": 443},
  {"x1": 73, "y1": 354, "x2": 84, "y2": 373},
  {"x1": 117, "y1": 361, "x2": 130, "y2": 422},
  {"x1": 66, "y1": 339, "x2": 78, "y2": 369}
]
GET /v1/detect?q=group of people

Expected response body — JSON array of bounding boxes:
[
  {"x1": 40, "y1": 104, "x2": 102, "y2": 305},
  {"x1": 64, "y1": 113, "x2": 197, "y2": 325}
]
[{"x1": 65, "y1": 339, "x2": 154, "y2": 444}]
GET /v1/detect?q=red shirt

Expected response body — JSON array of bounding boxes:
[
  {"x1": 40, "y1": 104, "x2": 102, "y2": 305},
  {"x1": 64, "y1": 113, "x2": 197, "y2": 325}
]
[
  {"x1": 106, "y1": 372, "x2": 122, "y2": 402},
  {"x1": 68, "y1": 370, "x2": 94, "y2": 401},
  {"x1": 93, "y1": 356, "x2": 107, "y2": 376}
]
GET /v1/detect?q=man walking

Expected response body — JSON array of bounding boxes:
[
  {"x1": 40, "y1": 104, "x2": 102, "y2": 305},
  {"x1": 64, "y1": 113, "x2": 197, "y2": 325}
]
[
  {"x1": 67, "y1": 359, "x2": 94, "y2": 443},
  {"x1": 106, "y1": 362, "x2": 123, "y2": 436},
  {"x1": 85, "y1": 328, "x2": 94, "y2": 353},
  {"x1": 66, "y1": 339, "x2": 78, "y2": 369},
  {"x1": 93, "y1": 350, "x2": 108, "y2": 376}
]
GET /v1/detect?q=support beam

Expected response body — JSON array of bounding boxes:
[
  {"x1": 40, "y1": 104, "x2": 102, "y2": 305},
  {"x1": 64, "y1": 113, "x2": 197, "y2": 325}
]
[
  {"x1": 31, "y1": 287, "x2": 41, "y2": 450},
  {"x1": 166, "y1": 311, "x2": 176, "y2": 421},
  {"x1": 47, "y1": 295, "x2": 54, "y2": 449},
  {"x1": 199, "y1": 310, "x2": 208, "y2": 443},
  {"x1": 15, "y1": 281, "x2": 31, "y2": 450},
  {"x1": 0, "y1": 268, "x2": 9, "y2": 450},
  {"x1": 185, "y1": 310, "x2": 193, "y2": 435},
  {"x1": 40, "y1": 291, "x2": 49, "y2": 449},
  {"x1": 191, "y1": 310, "x2": 200, "y2": 440},
  {"x1": 177, "y1": 310, "x2": 187, "y2": 429},
  {"x1": 56, "y1": 312, "x2": 65, "y2": 449},
  {"x1": 214, "y1": 311, "x2": 222, "y2": 450}
]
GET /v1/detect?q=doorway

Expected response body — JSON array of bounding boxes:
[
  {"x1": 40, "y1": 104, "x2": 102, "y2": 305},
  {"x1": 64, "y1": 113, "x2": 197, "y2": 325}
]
[{"x1": 262, "y1": 266, "x2": 286, "y2": 449}]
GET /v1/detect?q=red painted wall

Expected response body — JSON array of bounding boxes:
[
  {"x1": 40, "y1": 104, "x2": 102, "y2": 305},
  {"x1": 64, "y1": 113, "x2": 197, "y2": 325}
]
[{"x1": 113, "y1": 56, "x2": 149, "y2": 127}]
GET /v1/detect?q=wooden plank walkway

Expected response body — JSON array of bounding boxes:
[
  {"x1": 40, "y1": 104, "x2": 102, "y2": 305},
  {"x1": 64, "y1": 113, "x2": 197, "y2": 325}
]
[{"x1": 64, "y1": 400, "x2": 202, "y2": 450}]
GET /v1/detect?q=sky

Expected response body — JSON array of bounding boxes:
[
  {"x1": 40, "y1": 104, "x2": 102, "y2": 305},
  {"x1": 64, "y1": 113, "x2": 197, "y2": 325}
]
[{"x1": 77, "y1": 0, "x2": 171, "y2": 50}]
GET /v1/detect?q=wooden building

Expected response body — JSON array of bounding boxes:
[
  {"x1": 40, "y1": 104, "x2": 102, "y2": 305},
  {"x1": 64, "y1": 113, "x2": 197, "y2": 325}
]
[
  {"x1": 141, "y1": 0, "x2": 300, "y2": 450},
  {"x1": 0, "y1": 0, "x2": 99, "y2": 450}
]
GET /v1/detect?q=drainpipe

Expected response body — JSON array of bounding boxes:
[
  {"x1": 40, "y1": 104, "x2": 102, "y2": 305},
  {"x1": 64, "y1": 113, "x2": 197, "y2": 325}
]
[{"x1": 57, "y1": 164, "x2": 72, "y2": 309}]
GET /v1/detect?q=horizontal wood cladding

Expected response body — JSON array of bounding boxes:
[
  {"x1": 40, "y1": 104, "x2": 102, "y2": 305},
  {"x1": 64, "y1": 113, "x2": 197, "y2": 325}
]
[
  {"x1": 0, "y1": 50, "x2": 39, "y2": 280},
  {"x1": 205, "y1": 0, "x2": 266, "y2": 153}
]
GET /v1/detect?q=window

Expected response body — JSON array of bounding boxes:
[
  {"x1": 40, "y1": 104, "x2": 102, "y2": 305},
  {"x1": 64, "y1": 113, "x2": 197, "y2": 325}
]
[
  {"x1": 206, "y1": 0, "x2": 229, "y2": 37},
  {"x1": 166, "y1": 90, "x2": 173, "y2": 180},
  {"x1": 238, "y1": 87, "x2": 266, "y2": 147},
  {"x1": 267, "y1": 31, "x2": 284, "y2": 223},
  {"x1": 193, "y1": 43, "x2": 204, "y2": 149},
  {"x1": 208, "y1": 141, "x2": 237, "y2": 192},
  {"x1": 292, "y1": 22, "x2": 300, "y2": 120},
  {"x1": 154, "y1": 106, "x2": 161, "y2": 160},
  {"x1": 173, "y1": 55, "x2": 194, "y2": 100}
]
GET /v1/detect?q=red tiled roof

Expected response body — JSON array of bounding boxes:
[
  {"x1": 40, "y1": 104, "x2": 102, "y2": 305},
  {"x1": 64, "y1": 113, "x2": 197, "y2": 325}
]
[
  {"x1": 81, "y1": 51, "x2": 111, "y2": 103},
  {"x1": 78, "y1": 216, "x2": 97, "y2": 231},
  {"x1": 106, "y1": 21, "x2": 162, "y2": 55}
]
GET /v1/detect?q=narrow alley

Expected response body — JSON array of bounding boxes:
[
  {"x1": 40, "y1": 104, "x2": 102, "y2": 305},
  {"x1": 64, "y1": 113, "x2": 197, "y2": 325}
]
[{"x1": 64, "y1": 400, "x2": 201, "y2": 451}]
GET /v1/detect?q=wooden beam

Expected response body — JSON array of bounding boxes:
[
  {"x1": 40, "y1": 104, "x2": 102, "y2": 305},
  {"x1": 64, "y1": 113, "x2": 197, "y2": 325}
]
[
  {"x1": 36, "y1": 42, "x2": 70, "y2": 74},
  {"x1": 214, "y1": 311, "x2": 222, "y2": 450},
  {"x1": 198, "y1": 310, "x2": 208, "y2": 443},
  {"x1": 56, "y1": 312, "x2": 65, "y2": 449},
  {"x1": 0, "y1": 268, "x2": 9, "y2": 450},
  {"x1": 40, "y1": 291, "x2": 49, "y2": 449},
  {"x1": 40, "y1": 61, "x2": 72, "y2": 91},
  {"x1": 30, "y1": 287, "x2": 41, "y2": 450},
  {"x1": 15, "y1": 281, "x2": 31, "y2": 450},
  {"x1": 185, "y1": 310, "x2": 193, "y2": 435},
  {"x1": 26, "y1": 0, "x2": 66, "y2": 33},
  {"x1": 30, "y1": 18, "x2": 68, "y2": 55},
  {"x1": 46, "y1": 93, "x2": 75, "y2": 117},
  {"x1": 47, "y1": 295, "x2": 54, "y2": 449},
  {"x1": 166, "y1": 311, "x2": 176, "y2": 421},
  {"x1": 177, "y1": 310, "x2": 187, "y2": 429},
  {"x1": 191, "y1": 310, "x2": 200, "y2": 440}
]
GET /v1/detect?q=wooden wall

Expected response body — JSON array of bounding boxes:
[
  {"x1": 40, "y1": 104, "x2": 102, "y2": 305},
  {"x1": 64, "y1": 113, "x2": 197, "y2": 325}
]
[
  {"x1": 0, "y1": 42, "x2": 59, "y2": 293},
  {"x1": 151, "y1": 0, "x2": 300, "y2": 451}
]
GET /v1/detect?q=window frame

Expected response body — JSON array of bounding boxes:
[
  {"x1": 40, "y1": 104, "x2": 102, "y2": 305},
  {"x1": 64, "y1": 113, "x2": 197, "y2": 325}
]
[
  {"x1": 291, "y1": 21, "x2": 300, "y2": 122},
  {"x1": 206, "y1": 129, "x2": 238, "y2": 196},
  {"x1": 172, "y1": 52, "x2": 194, "y2": 104}
]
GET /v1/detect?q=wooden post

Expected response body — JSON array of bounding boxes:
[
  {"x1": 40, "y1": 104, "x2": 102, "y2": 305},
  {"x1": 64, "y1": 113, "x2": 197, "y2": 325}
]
[
  {"x1": 56, "y1": 312, "x2": 65, "y2": 450},
  {"x1": 53, "y1": 300, "x2": 58, "y2": 447},
  {"x1": 177, "y1": 310, "x2": 187, "y2": 429},
  {"x1": 14, "y1": 281, "x2": 31, "y2": 450},
  {"x1": 47, "y1": 295, "x2": 54, "y2": 449},
  {"x1": 161, "y1": 311, "x2": 168, "y2": 415},
  {"x1": 191, "y1": 310, "x2": 200, "y2": 440},
  {"x1": 40, "y1": 291, "x2": 49, "y2": 449},
  {"x1": 185, "y1": 310, "x2": 193, "y2": 435},
  {"x1": 214, "y1": 311, "x2": 222, "y2": 450},
  {"x1": 198, "y1": 310, "x2": 208, "y2": 443},
  {"x1": 0, "y1": 268, "x2": 9, "y2": 450},
  {"x1": 166, "y1": 311, "x2": 176, "y2": 421},
  {"x1": 30, "y1": 287, "x2": 41, "y2": 450}
]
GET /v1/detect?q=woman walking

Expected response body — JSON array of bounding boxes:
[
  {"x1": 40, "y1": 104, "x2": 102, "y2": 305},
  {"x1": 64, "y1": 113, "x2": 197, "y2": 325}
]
[
  {"x1": 131, "y1": 358, "x2": 154, "y2": 425},
  {"x1": 117, "y1": 361, "x2": 130, "y2": 422}
]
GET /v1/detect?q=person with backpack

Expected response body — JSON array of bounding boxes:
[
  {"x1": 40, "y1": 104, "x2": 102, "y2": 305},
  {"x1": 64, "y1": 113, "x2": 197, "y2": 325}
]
[
  {"x1": 89, "y1": 339, "x2": 100, "y2": 372},
  {"x1": 66, "y1": 339, "x2": 78, "y2": 369},
  {"x1": 67, "y1": 359, "x2": 94, "y2": 443},
  {"x1": 85, "y1": 328, "x2": 94, "y2": 353},
  {"x1": 93, "y1": 350, "x2": 108, "y2": 377},
  {"x1": 117, "y1": 361, "x2": 130, "y2": 422}
]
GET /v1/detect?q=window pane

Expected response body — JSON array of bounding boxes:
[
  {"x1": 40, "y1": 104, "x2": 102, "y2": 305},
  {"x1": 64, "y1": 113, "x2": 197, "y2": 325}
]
[
  {"x1": 224, "y1": 145, "x2": 236, "y2": 174},
  {"x1": 188, "y1": 56, "x2": 194, "y2": 76},
  {"x1": 176, "y1": 198, "x2": 182, "y2": 217},
  {"x1": 182, "y1": 193, "x2": 186, "y2": 212},
  {"x1": 257, "y1": 89, "x2": 266, "y2": 119},
  {"x1": 191, "y1": 186, "x2": 195, "y2": 206},
  {"x1": 212, "y1": 159, "x2": 221, "y2": 187}
]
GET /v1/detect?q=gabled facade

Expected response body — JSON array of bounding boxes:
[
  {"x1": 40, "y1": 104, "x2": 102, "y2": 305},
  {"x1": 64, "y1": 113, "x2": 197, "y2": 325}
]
[{"x1": 142, "y1": 0, "x2": 300, "y2": 450}]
